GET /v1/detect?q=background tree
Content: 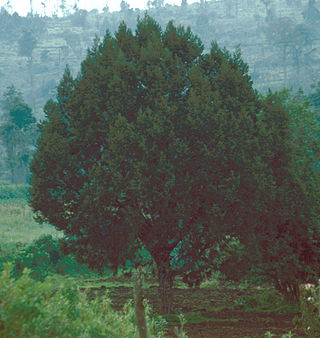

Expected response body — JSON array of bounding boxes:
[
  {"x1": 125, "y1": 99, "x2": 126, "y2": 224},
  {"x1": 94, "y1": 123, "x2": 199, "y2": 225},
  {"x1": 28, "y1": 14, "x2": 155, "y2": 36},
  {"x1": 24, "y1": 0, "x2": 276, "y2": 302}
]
[
  {"x1": 243, "y1": 90, "x2": 320, "y2": 300},
  {"x1": 303, "y1": 0, "x2": 320, "y2": 23},
  {"x1": 120, "y1": 0, "x2": 130, "y2": 12},
  {"x1": 59, "y1": 0, "x2": 67, "y2": 16},
  {"x1": 30, "y1": 16, "x2": 307, "y2": 313},
  {"x1": 29, "y1": 0, "x2": 33, "y2": 16},
  {"x1": 181, "y1": 0, "x2": 187, "y2": 8},
  {"x1": 147, "y1": 0, "x2": 164, "y2": 9},
  {"x1": 309, "y1": 81, "x2": 320, "y2": 113},
  {"x1": 0, "y1": 86, "x2": 38, "y2": 183},
  {"x1": 267, "y1": 17, "x2": 293, "y2": 87},
  {"x1": 3, "y1": 0, "x2": 13, "y2": 14},
  {"x1": 225, "y1": 0, "x2": 239, "y2": 17},
  {"x1": 18, "y1": 30, "x2": 37, "y2": 112},
  {"x1": 267, "y1": 18, "x2": 313, "y2": 88},
  {"x1": 18, "y1": 30, "x2": 37, "y2": 59},
  {"x1": 41, "y1": 1, "x2": 46, "y2": 16},
  {"x1": 260, "y1": 0, "x2": 275, "y2": 22},
  {"x1": 70, "y1": 8, "x2": 88, "y2": 29},
  {"x1": 102, "y1": 3, "x2": 109, "y2": 14},
  {"x1": 289, "y1": 24, "x2": 312, "y2": 86},
  {"x1": 62, "y1": 29, "x2": 81, "y2": 55},
  {"x1": 8, "y1": 102, "x2": 35, "y2": 129},
  {"x1": 1, "y1": 85, "x2": 23, "y2": 114}
]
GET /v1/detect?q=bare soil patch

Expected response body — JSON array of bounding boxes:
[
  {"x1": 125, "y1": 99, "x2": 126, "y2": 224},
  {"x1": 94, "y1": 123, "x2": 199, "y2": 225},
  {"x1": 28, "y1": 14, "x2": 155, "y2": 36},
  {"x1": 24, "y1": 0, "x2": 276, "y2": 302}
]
[{"x1": 83, "y1": 277, "x2": 306, "y2": 337}]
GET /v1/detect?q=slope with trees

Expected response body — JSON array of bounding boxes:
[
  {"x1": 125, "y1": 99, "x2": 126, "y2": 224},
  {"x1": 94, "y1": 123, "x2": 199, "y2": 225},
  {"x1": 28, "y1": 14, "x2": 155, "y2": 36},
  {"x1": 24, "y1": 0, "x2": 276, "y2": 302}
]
[{"x1": 1, "y1": 0, "x2": 320, "y2": 117}]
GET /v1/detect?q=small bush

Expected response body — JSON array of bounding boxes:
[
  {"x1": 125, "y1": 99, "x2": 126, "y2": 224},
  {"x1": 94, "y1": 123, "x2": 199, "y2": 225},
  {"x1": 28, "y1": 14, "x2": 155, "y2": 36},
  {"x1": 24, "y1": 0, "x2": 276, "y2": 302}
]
[
  {"x1": 298, "y1": 282, "x2": 320, "y2": 337},
  {"x1": 12, "y1": 235, "x2": 60, "y2": 279},
  {"x1": 200, "y1": 271, "x2": 222, "y2": 289},
  {"x1": 0, "y1": 263, "x2": 167, "y2": 337},
  {"x1": 7, "y1": 235, "x2": 105, "y2": 280},
  {"x1": 210, "y1": 236, "x2": 252, "y2": 282}
]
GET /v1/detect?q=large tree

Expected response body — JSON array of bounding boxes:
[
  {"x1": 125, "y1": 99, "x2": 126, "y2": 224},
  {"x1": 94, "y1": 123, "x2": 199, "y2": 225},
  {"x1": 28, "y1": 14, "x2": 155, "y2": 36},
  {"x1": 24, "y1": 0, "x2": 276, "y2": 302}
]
[{"x1": 30, "y1": 16, "x2": 272, "y2": 313}]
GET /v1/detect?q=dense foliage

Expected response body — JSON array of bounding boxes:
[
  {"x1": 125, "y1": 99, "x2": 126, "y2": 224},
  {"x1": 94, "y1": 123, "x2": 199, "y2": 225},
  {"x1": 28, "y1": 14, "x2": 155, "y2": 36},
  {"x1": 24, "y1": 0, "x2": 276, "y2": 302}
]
[
  {"x1": 0, "y1": 263, "x2": 167, "y2": 337},
  {"x1": 30, "y1": 16, "x2": 320, "y2": 312}
]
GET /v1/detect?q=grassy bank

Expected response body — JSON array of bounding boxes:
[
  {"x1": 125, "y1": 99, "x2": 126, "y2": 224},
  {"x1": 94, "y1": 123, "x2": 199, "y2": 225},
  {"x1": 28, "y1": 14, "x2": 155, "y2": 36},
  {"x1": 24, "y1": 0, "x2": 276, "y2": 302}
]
[
  {"x1": 0, "y1": 184, "x2": 106, "y2": 279},
  {"x1": 0, "y1": 197, "x2": 60, "y2": 250}
]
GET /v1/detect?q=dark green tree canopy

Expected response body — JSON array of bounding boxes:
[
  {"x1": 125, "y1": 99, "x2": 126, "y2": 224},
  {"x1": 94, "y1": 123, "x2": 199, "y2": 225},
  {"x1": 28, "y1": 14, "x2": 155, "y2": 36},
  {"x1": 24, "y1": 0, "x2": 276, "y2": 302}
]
[
  {"x1": 1, "y1": 85, "x2": 36, "y2": 129},
  {"x1": 8, "y1": 102, "x2": 36, "y2": 129},
  {"x1": 29, "y1": 16, "x2": 320, "y2": 312}
]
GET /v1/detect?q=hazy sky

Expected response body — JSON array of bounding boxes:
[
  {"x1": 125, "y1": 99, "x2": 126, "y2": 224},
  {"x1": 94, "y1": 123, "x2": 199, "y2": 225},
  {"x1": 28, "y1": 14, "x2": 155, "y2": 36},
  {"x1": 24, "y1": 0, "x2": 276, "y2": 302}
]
[{"x1": 0, "y1": 0, "x2": 199, "y2": 16}]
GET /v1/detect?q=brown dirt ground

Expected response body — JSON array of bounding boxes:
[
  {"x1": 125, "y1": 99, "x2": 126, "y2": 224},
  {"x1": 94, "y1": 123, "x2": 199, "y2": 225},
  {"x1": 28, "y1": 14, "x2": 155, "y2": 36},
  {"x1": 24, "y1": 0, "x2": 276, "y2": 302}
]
[{"x1": 83, "y1": 277, "x2": 307, "y2": 338}]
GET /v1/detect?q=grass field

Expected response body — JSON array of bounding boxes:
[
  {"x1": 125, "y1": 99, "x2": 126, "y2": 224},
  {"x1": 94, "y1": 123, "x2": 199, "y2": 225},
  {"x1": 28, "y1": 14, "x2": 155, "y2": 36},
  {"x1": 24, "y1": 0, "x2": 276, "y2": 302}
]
[{"x1": 0, "y1": 198, "x2": 61, "y2": 250}]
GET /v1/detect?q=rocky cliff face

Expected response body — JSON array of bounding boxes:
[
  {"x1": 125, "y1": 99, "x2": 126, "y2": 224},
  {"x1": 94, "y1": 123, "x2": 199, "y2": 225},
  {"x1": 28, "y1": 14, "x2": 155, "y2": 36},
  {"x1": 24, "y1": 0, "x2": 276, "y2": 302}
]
[{"x1": 0, "y1": 0, "x2": 319, "y2": 116}]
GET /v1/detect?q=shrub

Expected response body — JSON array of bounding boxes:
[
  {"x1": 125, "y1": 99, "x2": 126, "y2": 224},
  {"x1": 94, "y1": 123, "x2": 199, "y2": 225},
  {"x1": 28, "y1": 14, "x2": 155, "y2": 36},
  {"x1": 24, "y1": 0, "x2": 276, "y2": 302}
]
[
  {"x1": 207, "y1": 236, "x2": 253, "y2": 283},
  {"x1": 298, "y1": 282, "x2": 320, "y2": 337},
  {"x1": 10, "y1": 235, "x2": 103, "y2": 280},
  {"x1": 200, "y1": 271, "x2": 222, "y2": 289},
  {"x1": 12, "y1": 235, "x2": 60, "y2": 279},
  {"x1": 0, "y1": 263, "x2": 167, "y2": 337}
]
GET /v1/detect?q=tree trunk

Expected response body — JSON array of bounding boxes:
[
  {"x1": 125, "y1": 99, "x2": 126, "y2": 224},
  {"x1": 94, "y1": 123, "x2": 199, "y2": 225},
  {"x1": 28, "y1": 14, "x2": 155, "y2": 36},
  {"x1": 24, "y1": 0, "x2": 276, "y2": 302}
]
[
  {"x1": 283, "y1": 48, "x2": 288, "y2": 87},
  {"x1": 155, "y1": 257, "x2": 173, "y2": 314},
  {"x1": 133, "y1": 266, "x2": 148, "y2": 338},
  {"x1": 10, "y1": 167, "x2": 15, "y2": 184}
]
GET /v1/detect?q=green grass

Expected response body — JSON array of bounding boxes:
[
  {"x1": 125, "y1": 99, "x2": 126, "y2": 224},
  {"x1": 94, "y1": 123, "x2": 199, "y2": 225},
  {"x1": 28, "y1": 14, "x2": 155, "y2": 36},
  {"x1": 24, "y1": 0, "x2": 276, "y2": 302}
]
[
  {"x1": 80, "y1": 280, "x2": 134, "y2": 289},
  {"x1": 234, "y1": 289, "x2": 300, "y2": 314},
  {"x1": 0, "y1": 182, "x2": 30, "y2": 199},
  {"x1": 164, "y1": 312, "x2": 240, "y2": 324},
  {"x1": 0, "y1": 198, "x2": 61, "y2": 250},
  {"x1": 80, "y1": 276, "x2": 159, "y2": 289}
]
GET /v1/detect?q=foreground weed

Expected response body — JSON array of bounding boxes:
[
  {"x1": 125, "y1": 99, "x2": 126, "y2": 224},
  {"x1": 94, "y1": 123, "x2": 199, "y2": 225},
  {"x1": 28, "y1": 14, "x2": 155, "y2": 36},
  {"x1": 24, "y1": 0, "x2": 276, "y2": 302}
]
[
  {"x1": 174, "y1": 314, "x2": 188, "y2": 338},
  {"x1": 298, "y1": 282, "x2": 320, "y2": 337},
  {"x1": 0, "y1": 263, "x2": 167, "y2": 337}
]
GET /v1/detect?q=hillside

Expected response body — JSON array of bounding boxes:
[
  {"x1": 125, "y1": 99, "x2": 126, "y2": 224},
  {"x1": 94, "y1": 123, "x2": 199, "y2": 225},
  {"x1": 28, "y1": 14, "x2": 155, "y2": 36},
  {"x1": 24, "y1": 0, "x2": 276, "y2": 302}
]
[{"x1": 0, "y1": 0, "x2": 319, "y2": 117}]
